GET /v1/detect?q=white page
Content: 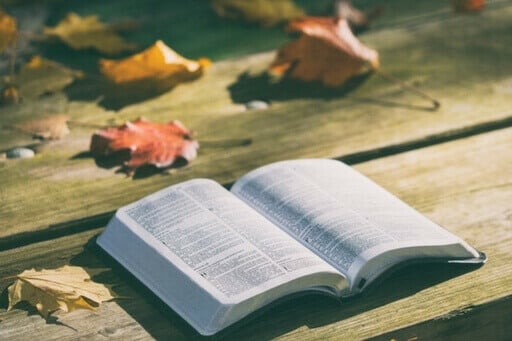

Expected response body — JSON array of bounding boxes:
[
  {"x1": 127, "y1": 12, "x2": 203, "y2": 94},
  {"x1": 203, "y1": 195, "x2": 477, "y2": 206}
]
[
  {"x1": 121, "y1": 179, "x2": 342, "y2": 301},
  {"x1": 231, "y1": 159, "x2": 479, "y2": 284}
]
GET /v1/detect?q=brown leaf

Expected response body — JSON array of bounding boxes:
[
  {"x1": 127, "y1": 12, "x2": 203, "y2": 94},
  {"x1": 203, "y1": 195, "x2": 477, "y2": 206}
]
[
  {"x1": 15, "y1": 114, "x2": 70, "y2": 140},
  {"x1": 1, "y1": 84, "x2": 20, "y2": 105},
  {"x1": 7, "y1": 266, "x2": 114, "y2": 317},
  {"x1": 99, "y1": 40, "x2": 210, "y2": 90},
  {"x1": 270, "y1": 17, "x2": 379, "y2": 87},
  {"x1": 16, "y1": 55, "x2": 83, "y2": 98},
  {"x1": 90, "y1": 117, "x2": 199, "y2": 172},
  {"x1": 0, "y1": 9, "x2": 17, "y2": 52},
  {"x1": 452, "y1": 0, "x2": 485, "y2": 12},
  {"x1": 43, "y1": 12, "x2": 136, "y2": 54},
  {"x1": 212, "y1": 0, "x2": 305, "y2": 27}
]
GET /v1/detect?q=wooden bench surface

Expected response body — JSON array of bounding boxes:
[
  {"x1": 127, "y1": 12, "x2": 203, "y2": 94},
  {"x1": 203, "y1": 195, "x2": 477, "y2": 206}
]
[
  {"x1": 1, "y1": 0, "x2": 512, "y2": 244},
  {"x1": 1, "y1": 125, "x2": 511, "y2": 340},
  {"x1": 1, "y1": 0, "x2": 511, "y2": 339}
]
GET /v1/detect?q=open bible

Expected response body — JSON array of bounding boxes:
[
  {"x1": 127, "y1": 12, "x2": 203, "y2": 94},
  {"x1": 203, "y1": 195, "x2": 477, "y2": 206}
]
[{"x1": 97, "y1": 159, "x2": 485, "y2": 335}]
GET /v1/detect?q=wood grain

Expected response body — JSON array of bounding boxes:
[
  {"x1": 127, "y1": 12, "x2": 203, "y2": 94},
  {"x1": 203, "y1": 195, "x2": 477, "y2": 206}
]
[
  {"x1": 368, "y1": 295, "x2": 512, "y2": 341},
  {"x1": 1, "y1": 127, "x2": 511, "y2": 340},
  {"x1": 1, "y1": 3, "x2": 512, "y2": 246}
]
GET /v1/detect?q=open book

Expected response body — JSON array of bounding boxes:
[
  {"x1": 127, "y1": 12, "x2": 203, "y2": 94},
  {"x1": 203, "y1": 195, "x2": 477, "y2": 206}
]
[{"x1": 97, "y1": 159, "x2": 485, "y2": 335}]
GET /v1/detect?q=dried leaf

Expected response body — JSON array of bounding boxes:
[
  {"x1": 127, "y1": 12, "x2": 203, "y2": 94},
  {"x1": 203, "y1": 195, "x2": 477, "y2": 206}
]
[
  {"x1": 7, "y1": 266, "x2": 114, "y2": 317},
  {"x1": 16, "y1": 56, "x2": 83, "y2": 98},
  {"x1": 15, "y1": 114, "x2": 70, "y2": 140},
  {"x1": 43, "y1": 12, "x2": 136, "y2": 54},
  {"x1": 99, "y1": 40, "x2": 210, "y2": 90},
  {"x1": 452, "y1": 0, "x2": 485, "y2": 12},
  {"x1": 212, "y1": 0, "x2": 305, "y2": 27},
  {"x1": 1, "y1": 84, "x2": 20, "y2": 104},
  {"x1": 90, "y1": 117, "x2": 199, "y2": 172},
  {"x1": 270, "y1": 17, "x2": 379, "y2": 87},
  {"x1": 0, "y1": 9, "x2": 17, "y2": 52},
  {"x1": 334, "y1": 0, "x2": 383, "y2": 29}
]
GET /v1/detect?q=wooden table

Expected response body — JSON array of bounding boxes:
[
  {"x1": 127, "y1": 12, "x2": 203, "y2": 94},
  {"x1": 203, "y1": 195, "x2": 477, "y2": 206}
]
[{"x1": 1, "y1": 1, "x2": 511, "y2": 339}]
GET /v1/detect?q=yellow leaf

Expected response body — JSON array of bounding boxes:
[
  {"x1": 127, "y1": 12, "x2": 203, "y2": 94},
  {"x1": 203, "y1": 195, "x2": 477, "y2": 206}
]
[
  {"x1": 212, "y1": 0, "x2": 305, "y2": 27},
  {"x1": 21, "y1": 55, "x2": 84, "y2": 78},
  {"x1": 44, "y1": 12, "x2": 136, "y2": 54},
  {"x1": 7, "y1": 266, "x2": 115, "y2": 317},
  {"x1": 15, "y1": 114, "x2": 70, "y2": 140},
  {"x1": 0, "y1": 9, "x2": 17, "y2": 52},
  {"x1": 99, "y1": 40, "x2": 211, "y2": 87}
]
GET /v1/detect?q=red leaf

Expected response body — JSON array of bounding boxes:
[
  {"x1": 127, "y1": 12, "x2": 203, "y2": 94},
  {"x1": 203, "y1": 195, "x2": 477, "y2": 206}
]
[{"x1": 90, "y1": 118, "x2": 198, "y2": 172}]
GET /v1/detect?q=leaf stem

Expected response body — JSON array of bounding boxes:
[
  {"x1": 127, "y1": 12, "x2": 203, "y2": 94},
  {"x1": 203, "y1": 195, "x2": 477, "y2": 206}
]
[
  {"x1": 0, "y1": 274, "x2": 18, "y2": 281},
  {"x1": 375, "y1": 69, "x2": 440, "y2": 110},
  {"x1": 19, "y1": 31, "x2": 47, "y2": 42},
  {"x1": 200, "y1": 138, "x2": 252, "y2": 148}
]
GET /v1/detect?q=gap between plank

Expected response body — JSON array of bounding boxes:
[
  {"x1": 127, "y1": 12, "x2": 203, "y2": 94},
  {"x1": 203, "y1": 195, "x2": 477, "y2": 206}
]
[{"x1": 1, "y1": 115, "x2": 512, "y2": 252}]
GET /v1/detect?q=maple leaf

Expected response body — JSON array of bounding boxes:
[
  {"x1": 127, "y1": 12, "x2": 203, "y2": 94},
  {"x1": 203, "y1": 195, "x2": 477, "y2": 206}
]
[
  {"x1": 0, "y1": 9, "x2": 17, "y2": 53},
  {"x1": 7, "y1": 266, "x2": 114, "y2": 317},
  {"x1": 452, "y1": 0, "x2": 485, "y2": 12},
  {"x1": 43, "y1": 12, "x2": 136, "y2": 54},
  {"x1": 270, "y1": 17, "x2": 379, "y2": 87},
  {"x1": 14, "y1": 114, "x2": 70, "y2": 140},
  {"x1": 99, "y1": 40, "x2": 210, "y2": 91},
  {"x1": 90, "y1": 117, "x2": 199, "y2": 173},
  {"x1": 211, "y1": 0, "x2": 305, "y2": 27}
]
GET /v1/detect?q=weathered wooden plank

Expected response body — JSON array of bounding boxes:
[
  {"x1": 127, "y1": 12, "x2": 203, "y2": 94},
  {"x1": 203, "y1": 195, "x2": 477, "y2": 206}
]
[
  {"x1": 1, "y1": 2, "x2": 512, "y2": 246},
  {"x1": 368, "y1": 295, "x2": 512, "y2": 341},
  {"x1": 0, "y1": 229, "x2": 193, "y2": 340},
  {"x1": 1, "y1": 127, "x2": 511, "y2": 340}
]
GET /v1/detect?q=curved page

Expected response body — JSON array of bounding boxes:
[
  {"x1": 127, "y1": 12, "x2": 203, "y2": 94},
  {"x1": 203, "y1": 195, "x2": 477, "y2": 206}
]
[
  {"x1": 98, "y1": 179, "x2": 346, "y2": 335},
  {"x1": 231, "y1": 159, "x2": 481, "y2": 293}
]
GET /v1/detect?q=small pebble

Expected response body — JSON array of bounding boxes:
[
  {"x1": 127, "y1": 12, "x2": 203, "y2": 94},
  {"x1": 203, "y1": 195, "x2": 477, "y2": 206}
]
[
  {"x1": 245, "y1": 100, "x2": 269, "y2": 111},
  {"x1": 6, "y1": 147, "x2": 35, "y2": 159}
]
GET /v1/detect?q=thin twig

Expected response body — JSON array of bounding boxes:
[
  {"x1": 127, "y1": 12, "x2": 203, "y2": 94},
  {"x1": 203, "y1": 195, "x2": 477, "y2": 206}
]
[{"x1": 375, "y1": 69, "x2": 440, "y2": 110}]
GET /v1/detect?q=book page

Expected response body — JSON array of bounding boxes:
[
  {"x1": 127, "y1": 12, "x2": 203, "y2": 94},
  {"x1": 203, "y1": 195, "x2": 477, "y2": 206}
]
[
  {"x1": 120, "y1": 179, "x2": 344, "y2": 300},
  {"x1": 231, "y1": 159, "x2": 479, "y2": 289}
]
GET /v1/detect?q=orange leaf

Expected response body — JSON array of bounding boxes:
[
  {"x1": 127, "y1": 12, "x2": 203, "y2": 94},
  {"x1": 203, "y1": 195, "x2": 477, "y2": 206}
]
[
  {"x1": 452, "y1": 0, "x2": 485, "y2": 12},
  {"x1": 270, "y1": 17, "x2": 379, "y2": 87},
  {"x1": 0, "y1": 9, "x2": 17, "y2": 52},
  {"x1": 90, "y1": 118, "x2": 199, "y2": 172},
  {"x1": 99, "y1": 40, "x2": 210, "y2": 89}
]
